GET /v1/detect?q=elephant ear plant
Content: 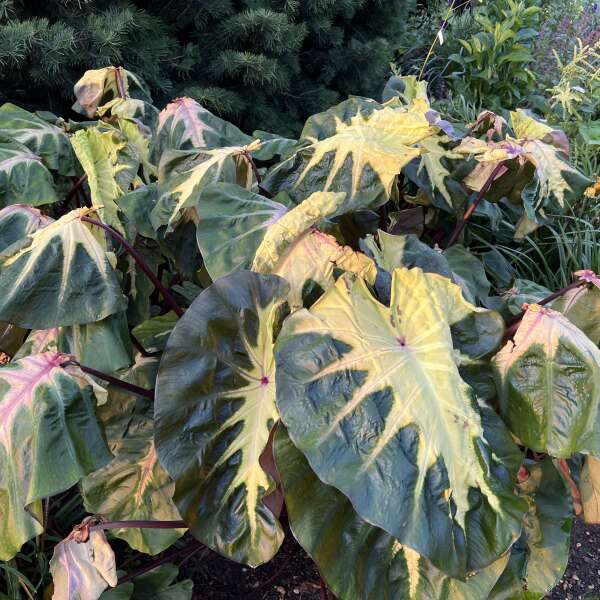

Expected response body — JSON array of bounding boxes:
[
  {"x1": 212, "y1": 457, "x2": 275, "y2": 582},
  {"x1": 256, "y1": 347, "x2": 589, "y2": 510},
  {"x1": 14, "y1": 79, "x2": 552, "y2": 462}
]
[{"x1": 0, "y1": 66, "x2": 596, "y2": 599}]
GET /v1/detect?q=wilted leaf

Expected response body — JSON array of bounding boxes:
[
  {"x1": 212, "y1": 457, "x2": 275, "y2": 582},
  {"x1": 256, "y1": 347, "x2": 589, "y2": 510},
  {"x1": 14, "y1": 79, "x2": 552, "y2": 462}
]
[
  {"x1": 275, "y1": 268, "x2": 525, "y2": 578},
  {"x1": 0, "y1": 353, "x2": 111, "y2": 560},
  {"x1": 50, "y1": 529, "x2": 117, "y2": 600},
  {"x1": 0, "y1": 208, "x2": 127, "y2": 328},
  {"x1": 154, "y1": 272, "x2": 289, "y2": 565}
]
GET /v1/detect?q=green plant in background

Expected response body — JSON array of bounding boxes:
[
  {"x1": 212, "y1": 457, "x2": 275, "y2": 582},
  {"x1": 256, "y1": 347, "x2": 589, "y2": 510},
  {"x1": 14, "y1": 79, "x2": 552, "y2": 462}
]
[
  {"x1": 444, "y1": 0, "x2": 541, "y2": 110},
  {"x1": 0, "y1": 66, "x2": 596, "y2": 599},
  {"x1": 0, "y1": 0, "x2": 416, "y2": 135}
]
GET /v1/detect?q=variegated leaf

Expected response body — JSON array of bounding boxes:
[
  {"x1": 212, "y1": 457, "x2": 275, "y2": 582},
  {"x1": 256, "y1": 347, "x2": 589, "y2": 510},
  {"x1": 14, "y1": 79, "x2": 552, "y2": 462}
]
[
  {"x1": 0, "y1": 204, "x2": 52, "y2": 253},
  {"x1": 275, "y1": 423, "x2": 513, "y2": 600},
  {"x1": 154, "y1": 272, "x2": 289, "y2": 566},
  {"x1": 150, "y1": 97, "x2": 252, "y2": 161},
  {"x1": 0, "y1": 352, "x2": 111, "y2": 560},
  {"x1": 0, "y1": 139, "x2": 58, "y2": 207},
  {"x1": 50, "y1": 529, "x2": 117, "y2": 600},
  {"x1": 0, "y1": 208, "x2": 127, "y2": 329},
  {"x1": 82, "y1": 357, "x2": 184, "y2": 555},
  {"x1": 72, "y1": 67, "x2": 152, "y2": 118},
  {"x1": 494, "y1": 303, "x2": 600, "y2": 457},
  {"x1": 0, "y1": 103, "x2": 76, "y2": 175},
  {"x1": 275, "y1": 268, "x2": 525, "y2": 578},
  {"x1": 263, "y1": 102, "x2": 435, "y2": 212}
]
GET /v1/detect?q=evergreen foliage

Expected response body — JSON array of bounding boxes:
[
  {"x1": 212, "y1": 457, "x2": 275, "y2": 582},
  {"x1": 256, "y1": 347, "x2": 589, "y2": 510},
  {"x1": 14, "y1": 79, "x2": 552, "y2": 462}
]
[{"x1": 0, "y1": 0, "x2": 415, "y2": 134}]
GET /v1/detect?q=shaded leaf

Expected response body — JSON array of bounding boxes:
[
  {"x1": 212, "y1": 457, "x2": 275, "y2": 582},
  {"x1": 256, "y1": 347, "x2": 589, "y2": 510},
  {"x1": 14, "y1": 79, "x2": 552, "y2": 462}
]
[
  {"x1": 494, "y1": 303, "x2": 600, "y2": 457},
  {"x1": 0, "y1": 209, "x2": 127, "y2": 328},
  {"x1": 155, "y1": 272, "x2": 289, "y2": 566},
  {"x1": 0, "y1": 353, "x2": 111, "y2": 560},
  {"x1": 131, "y1": 312, "x2": 178, "y2": 354},
  {"x1": 0, "y1": 204, "x2": 52, "y2": 253}
]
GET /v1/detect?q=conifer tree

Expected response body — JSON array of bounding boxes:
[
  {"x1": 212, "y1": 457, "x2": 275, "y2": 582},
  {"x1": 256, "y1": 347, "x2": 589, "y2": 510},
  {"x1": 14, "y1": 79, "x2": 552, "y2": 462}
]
[{"x1": 0, "y1": 0, "x2": 415, "y2": 133}]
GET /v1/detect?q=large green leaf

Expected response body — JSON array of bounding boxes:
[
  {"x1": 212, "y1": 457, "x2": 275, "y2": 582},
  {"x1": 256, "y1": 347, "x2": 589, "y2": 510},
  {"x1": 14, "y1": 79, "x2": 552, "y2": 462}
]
[
  {"x1": 263, "y1": 102, "x2": 435, "y2": 212},
  {"x1": 0, "y1": 103, "x2": 76, "y2": 175},
  {"x1": 154, "y1": 271, "x2": 289, "y2": 566},
  {"x1": 152, "y1": 143, "x2": 257, "y2": 232},
  {"x1": 494, "y1": 303, "x2": 600, "y2": 457},
  {"x1": 82, "y1": 357, "x2": 184, "y2": 555},
  {"x1": 15, "y1": 312, "x2": 133, "y2": 374},
  {"x1": 275, "y1": 425, "x2": 511, "y2": 600},
  {"x1": 0, "y1": 204, "x2": 52, "y2": 253},
  {"x1": 0, "y1": 208, "x2": 127, "y2": 329},
  {"x1": 275, "y1": 268, "x2": 525, "y2": 578},
  {"x1": 71, "y1": 127, "x2": 139, "y2": 234},
  {"x1": 490, "y1": 458, "x2": 572, "y2": 599},
  {"x1": 151, "y1": 96, "x2": 252, "y2": 161},
  {"x1": 0, "y1": 139, "x2": 58, "y2": 207},
  {"x1": 195, "y1": 183, "x2": 291, "y2": 280},
  {"x1": 552, "y1": 281, "x2": 600, "y2": 345},
  {"x1": 0, "y1": 352, "x2": 111, "y2": 560},
  {"x1": 50, "y1": 529, "x2": 118, "y2": 600}
]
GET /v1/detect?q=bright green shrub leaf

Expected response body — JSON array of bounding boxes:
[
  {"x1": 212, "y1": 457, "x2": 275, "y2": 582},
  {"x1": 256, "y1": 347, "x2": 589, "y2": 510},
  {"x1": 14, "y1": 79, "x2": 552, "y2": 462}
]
[
  {"x1": 490, "y1": 458, "x2": 572, "y2": 599},
  {"x1": 71, "y1": 127, "x2": 139, "y2": 234},
  {"x1": 195, "y1": 183, "x2": 291, "y2": 280},
  {"x1": 152, "y1": 142, "x2": 258, "y2": 232},
  {"x1": 0, "y1": 352, "x2": 112, "y2": 560},
  {"x1": 0, "y1": 139, "x2": 58, "y2": 207},
  {"x1": 72, "y1": 66, "x2": 152, "y2": 119},
  {"x1": 275, "y1": 425, "x2": 511, "y2": 600},
  {"x1": 494, "y1": 303, "x2": 600, "y2": 457},
  {"x1": 251, "y1": 191, "x2": 348, "y2": 273},
  {"x1": 275, "y1": 268, "x2": 525, "y2": 578},
  {"x1": 50, "y1": 529, "x2": 117, "y2": 600},
  {"x1": 131, "y1": 312, "x2": 178, "y2": 354},
  {"x1": 0, "y1": 204, "x2": 52, "y2": 253},
  {"x1": 82, "y1": 357, "x2": 185, "y2": 555},
  {"x1": 154, "y1": 271, "x2": 289, "y2": 566},
  {"x1": 15, "y1": 312, "x2": 133, "y2": 373},
  {"x1": 151, "y1": 97, "x2": 252, "y2": 161},
  {"x1": 0, "y1": 103, "x2": 76, "y2": 175},
  {"x1": 263, "y1": 102, "x2": 435, "y2": 212},
  {"x1": 0, "y1": 208, "x2": 127, "y2": 329}
]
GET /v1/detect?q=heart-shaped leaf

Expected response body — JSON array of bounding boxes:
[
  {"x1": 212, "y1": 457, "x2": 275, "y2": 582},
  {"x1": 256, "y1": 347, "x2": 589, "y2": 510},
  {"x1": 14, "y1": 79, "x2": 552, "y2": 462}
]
[
  {"x1": 275, "y1": 267, "x2": 525, "y2": 578},
  {"x1": 154, "y1": 271, "x2": 289, "y2": 566}
]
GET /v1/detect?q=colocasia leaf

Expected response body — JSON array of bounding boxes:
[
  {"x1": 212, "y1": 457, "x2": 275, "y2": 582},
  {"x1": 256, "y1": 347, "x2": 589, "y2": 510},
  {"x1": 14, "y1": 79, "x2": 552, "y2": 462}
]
[
  {"x1": 0, "y1": 353, "x2": 111, "y2": 560},
  {"x1": 154, "y1": 271, "x2": 289, "y2": 566},
  {"x1": 0, "y1": 204, "x2": 52, "y2": 253},
  {"x1": 275, "y1": 267, "x2": 525, "y2": 578},
  {"x1": 50, "y1": 529, "x2": 118, "y2": 600},
  {"x1": 0, "y1": 209, "x2": 127, "y2": 328},
  {"x1": 494, "y1": 303, "x2": 600, "y2": 457}
]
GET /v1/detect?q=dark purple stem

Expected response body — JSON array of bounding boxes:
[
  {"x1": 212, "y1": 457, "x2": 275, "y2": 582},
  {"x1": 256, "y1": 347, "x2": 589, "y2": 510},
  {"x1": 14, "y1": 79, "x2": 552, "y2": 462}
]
[
  {"x1": 81, "y1": 216, "x2": 184, "y2": 317},
  {"x1": 66, "y1": 361, "x2": 155, "y2": 400},
  {"x1": 504, "y1": 279, "x2": 588, "y2": 339},
  {"x1": 445, "y1": 161, "x2": 506, "y2": 248},
  {"x1": 116, "y1": 540, "x2": 203, "y2": 586},
  {"x1": 65, "y1": 175, "x2": 88, "y2": 204},
  {"x1": 92, "y1": 520, "x2": 187, "y2": 532},
  {"x1": 241, "y1": 149, "x2": 261, "y2": 184}
]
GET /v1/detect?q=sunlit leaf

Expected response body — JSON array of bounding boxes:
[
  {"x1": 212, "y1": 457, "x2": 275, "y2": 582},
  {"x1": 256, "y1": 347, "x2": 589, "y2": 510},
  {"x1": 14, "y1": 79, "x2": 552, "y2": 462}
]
[{"x1": 275, "y1": 268, "x2": 525, "y2": 578}]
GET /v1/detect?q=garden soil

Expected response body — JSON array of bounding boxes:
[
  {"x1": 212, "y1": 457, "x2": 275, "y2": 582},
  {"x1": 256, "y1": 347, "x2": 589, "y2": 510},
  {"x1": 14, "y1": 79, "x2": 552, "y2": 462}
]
[{"x1": 181, "y1": 519, "x2": 600, "y2": 599}]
